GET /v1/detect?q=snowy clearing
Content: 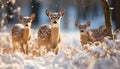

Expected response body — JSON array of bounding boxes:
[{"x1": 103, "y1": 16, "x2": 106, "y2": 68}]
[{"x1": 0, "y1": 31, "x2": 120, "y2": 69}]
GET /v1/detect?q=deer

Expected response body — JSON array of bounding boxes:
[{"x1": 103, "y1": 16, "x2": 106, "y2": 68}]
[
  {"x1": 12, "y1": 14, "x2": 35, "y2": 54},
  {"x1": 38, "y1": 9, "x2": 64, "y2": 56},
  {"x1": 75, "y1": 21, "x2": 109, "y2": 46}
]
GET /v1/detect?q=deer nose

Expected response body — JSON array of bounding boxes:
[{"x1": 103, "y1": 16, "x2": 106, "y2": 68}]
[
  {"x1": 80, "y1": 30, "x2": 84, "y2": 32},
  {"x1": 26, "y1": 24, "x2": 28, "y2": 26},
  {"x1": 53, "y1": 21, "x2": 57, "y2": 24}
]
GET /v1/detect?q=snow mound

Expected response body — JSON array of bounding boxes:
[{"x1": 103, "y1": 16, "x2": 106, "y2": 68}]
[{"x1": 0, "y1": 31, "x2": 120, "y2": 69}]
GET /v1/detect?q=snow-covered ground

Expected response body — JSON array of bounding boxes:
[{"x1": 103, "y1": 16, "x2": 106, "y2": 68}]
[{"x1": 0, "y1": 30, "x2": 120, "y2": 69}]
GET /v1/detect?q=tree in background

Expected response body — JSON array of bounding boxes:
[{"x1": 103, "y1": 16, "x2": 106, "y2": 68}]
[
  {"x1": 100, "y1": 0, "x2": 113, "y2": 39},
  {"x1": 6, "y1": 0, "x2": 17, "y2": 23},
  {"x1": 75, "y1": 0, "x2": 97, "y2": 21},
  {"x1": 0, "y1": 0, "x2": 7, "y2": 31},
  {"x1": 111, "y1": 0, "x2": 120, "y2": 30},
  {"x1": 31, "y1": 0, "x2": 41, "y2": 25}
]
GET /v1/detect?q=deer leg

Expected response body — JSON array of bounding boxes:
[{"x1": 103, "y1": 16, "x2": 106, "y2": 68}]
[
  {"x1": 38, "y1": 46, "x2": 41, "y2": 56},
  {"x1": 13, "y1": 42, "x2": 17, "y2": 52},
  {"x1": 54, "y1": 37, "x2": 61, "y2": 55},
  {"x1": 12, "y1": 41, "x2": 18, "y2": 53},
  {"x1": 20, "y1": 43, "x2": 25, "y2": 54},
  {"x1": 25, "y1": 42, "x2": 29, "y2": 54},
  {"x1": 54, "y1": 48, "x2": 58, "y2": 55},
  {"x1": 54, "y1": 44, "x2": 60, "y2": 55},
  {"x1": 46, "y1": 44, "x2": 50, "y2": 53},
  {"x1": 38, "y1": 43, "x2": 42, "y2": 56},
  {"x1": 12, "y1": 41, "x2": 15, "y2": 52}
]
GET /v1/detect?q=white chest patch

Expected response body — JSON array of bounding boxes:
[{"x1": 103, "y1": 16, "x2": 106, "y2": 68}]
[{"x1": 53, "y1": 24, "x2": 59, "y2": 28}]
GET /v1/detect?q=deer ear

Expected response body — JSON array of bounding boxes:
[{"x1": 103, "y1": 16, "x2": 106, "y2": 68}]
[
  {"x1": 59, "y1": 9, "x2": 65, "y2": 16},
  {"x1": 75, "y1": 21, "x2": 80, "y2": 27},
  {"x1": 30, "y1": 14, "x2": 35, "y2": 19},
  {"x1": 19, "y1": 14, "x2": 24, "y2": 20},
  {"x1": 86, "y1": 21, "x2": 90, "y2": 27},
  {"x1": 45, "y1": 9, "x2": 51, "y2": 16}
]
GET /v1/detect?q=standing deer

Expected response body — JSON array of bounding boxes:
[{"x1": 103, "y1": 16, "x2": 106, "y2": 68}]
[
  {"x1": 12, "y1": 14, "x2": 35, "y2": 54},
  {"x1": 75, "y1": 21, "x2": 108, "y2": 46},
  {"x1": 38, "y1": 9, "x2": 64, "y2": 56}
]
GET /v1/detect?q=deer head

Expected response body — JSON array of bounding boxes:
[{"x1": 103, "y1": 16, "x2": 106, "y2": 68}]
[
  {"x1": 45, "y1": 9, "x2": 64, "y2": 27},
  {"x1": 20, "y1": 14, "x2": 35, "y2": 28},
  {"x1": 75, "y1": 21, "x2": 90, "y2": 34}
]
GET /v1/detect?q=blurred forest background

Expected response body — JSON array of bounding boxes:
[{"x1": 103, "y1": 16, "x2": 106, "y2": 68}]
[{"x1": 0, "y1": 0, "x2": 120, "y2": 32}]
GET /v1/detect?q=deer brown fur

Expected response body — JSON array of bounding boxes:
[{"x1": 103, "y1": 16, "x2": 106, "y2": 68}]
[
  {"x1": 12, "y1": 14, "x2": 35, "y2": 54},
  {"x1": 75, "y1": 21, "x2": 108, "y2": 45},
  {"x1": 38, "y1": 9, "x2": 64, "y2": 56}
]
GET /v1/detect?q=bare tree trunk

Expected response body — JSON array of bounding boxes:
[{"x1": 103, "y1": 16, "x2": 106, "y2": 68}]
[
  {"x1": 111, "y1": 0, "x2": 120, "y2": 30},
  {"x1": 31, "y1": 0, "x2": 41, "y2": 25},
  {"x1": 100, "y1": 0, "x2": 113, "y2": 39}
]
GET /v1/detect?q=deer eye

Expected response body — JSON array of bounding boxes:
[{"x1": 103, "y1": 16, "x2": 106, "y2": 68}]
[
  {"x1": 84, "y1": 25, "x2": 86, "y2": 27},
  {"x1": 28, "y1": 19, "x2": 30, "y2": 21},
  {"x1": 51, "y1": 17, "x2": 52, "y2": 19},
  {"x1": 29, "y1": 19, "x2": 31, "y2": 22},
  {"x1": 58, "y1": 14, "x2": 61, "y2": 17},
  {"x1": 57, "y1": 17, "x2": 60, "y2": 19},
  {"x1": 79, "y1": 26, "x2": 82, "y2": 29},
  {"x1": 23, "y1": 18, "x2": 25, "y2": 21},
  {"x1": 24, "y1": 21, "x2": 26, "y2": 23}
]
